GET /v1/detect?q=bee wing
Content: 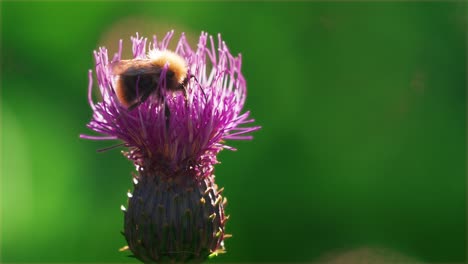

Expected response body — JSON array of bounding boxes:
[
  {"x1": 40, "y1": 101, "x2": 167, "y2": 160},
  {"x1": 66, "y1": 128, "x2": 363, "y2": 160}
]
[{"x1": 110, "y1": 59, "x2": 162, "y2": 76}]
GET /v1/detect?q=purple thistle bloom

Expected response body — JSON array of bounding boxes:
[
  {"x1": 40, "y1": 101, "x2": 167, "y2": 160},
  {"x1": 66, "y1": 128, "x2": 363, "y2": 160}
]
[
  {"x1": 81, "y1": 31, "x2": 259, "y2": 262},
  {"x1": 82, "y1": 31, "x2": 259, "y2": 179}
]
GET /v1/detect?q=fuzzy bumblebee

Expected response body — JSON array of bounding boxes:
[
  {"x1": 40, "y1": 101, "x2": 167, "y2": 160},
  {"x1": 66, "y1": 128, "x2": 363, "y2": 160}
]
[{"x1": 81, "y1": 31, "x2": 259, "y2": 263}]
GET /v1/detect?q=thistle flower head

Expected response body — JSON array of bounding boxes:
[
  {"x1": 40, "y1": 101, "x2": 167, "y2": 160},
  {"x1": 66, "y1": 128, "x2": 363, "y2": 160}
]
[
  {"x1": 81, "y1": 31, "x2": 260, "y2": 179},
  {"x1": 81, "y1": 31, "x2": 259, "y2": 262}
]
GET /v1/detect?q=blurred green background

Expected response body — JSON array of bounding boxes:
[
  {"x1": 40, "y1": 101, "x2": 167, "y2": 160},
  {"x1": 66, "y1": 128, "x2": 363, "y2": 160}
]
[{"x1": 1, "y1": 1, "x2": 466, "y2": 263}]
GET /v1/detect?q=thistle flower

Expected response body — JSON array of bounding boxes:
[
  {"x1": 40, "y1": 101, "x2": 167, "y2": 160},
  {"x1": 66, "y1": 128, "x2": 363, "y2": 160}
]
[{"x1": 81, "y1": 31, "x2": 260, "y2": 263}]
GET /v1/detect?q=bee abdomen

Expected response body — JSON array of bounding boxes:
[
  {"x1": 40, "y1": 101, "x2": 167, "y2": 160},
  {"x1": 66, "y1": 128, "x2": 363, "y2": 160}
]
[{"x1": 117, "y1": 74, "x2": 160, "y2": 107}]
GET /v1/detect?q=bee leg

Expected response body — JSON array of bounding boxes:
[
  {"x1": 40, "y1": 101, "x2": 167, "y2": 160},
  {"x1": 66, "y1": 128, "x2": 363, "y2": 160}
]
[
  {"x1": 154, "y1": 85, "x2": 161, "y2": 101},
  {"x1": 182, "y1": 87, "x2": 187, "y2": 99},
  {"x1": 139, "y1": 89, "x2": 153, "y2": 105},
  {"x1": 128, "y1": 89, "x2": 154, "y2": 111},
  {"x1": 164, "y1": 100, "x2": 171, "y2": 129},
  {"x1": 128, "y1": 101, "x2": 142, "y2": 111}
]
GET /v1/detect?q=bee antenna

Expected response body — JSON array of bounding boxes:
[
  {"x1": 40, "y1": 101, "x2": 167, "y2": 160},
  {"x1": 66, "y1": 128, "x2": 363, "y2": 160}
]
[{"x1": 188, "y1": 74, "x2": 207, "y2": 102}]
